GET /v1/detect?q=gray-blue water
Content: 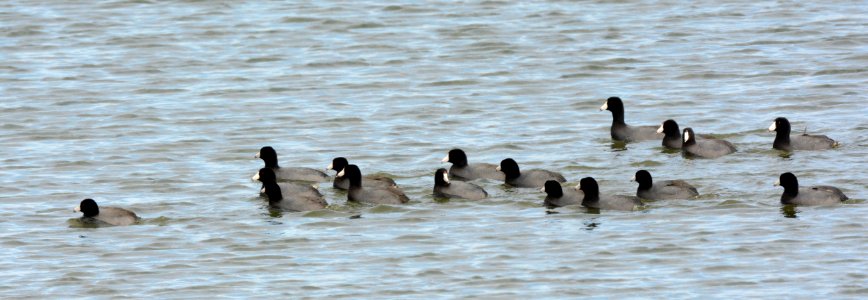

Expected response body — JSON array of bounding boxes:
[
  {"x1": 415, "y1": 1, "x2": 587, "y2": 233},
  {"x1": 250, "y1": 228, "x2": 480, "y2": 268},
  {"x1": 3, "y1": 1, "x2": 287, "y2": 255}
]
[{"x1": 1, "y1": 1, "x2": 867, "y2": 298}]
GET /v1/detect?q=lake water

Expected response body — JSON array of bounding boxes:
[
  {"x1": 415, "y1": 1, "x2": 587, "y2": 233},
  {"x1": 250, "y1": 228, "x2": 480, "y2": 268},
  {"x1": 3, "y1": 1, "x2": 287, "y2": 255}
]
[{"x1": 1, "y1": 0, "x2": 867, "y2": 298}]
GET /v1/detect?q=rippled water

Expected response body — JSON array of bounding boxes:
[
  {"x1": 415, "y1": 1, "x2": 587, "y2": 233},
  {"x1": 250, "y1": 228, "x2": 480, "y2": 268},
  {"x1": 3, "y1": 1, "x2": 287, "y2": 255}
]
[{"x1": 2, "y1": 0, "x2": 867, "y2": 298}]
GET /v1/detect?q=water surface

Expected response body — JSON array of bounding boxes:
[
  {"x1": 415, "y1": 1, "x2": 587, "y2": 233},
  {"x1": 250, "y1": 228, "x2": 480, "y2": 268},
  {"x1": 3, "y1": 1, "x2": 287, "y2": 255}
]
[{"x1": 1, "y1": 0, "x2": 867, "y2": 298}]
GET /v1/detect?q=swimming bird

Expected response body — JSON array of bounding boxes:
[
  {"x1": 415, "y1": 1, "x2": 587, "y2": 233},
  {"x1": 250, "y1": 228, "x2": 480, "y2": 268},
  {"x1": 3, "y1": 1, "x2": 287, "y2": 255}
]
[
  {"x1": 253, "y1": 146, "x2": 329, "y2": 182},
  {"x1": 774, "y1": 172, "x2": 848, "y2": 206},
  {"x1": 681, "y1": 128, "x2": 736, "y2": 158},
  {"x1": 256, "y1": 168, "x2": 327, "y2": 211},
  {"x1": 339, "y1": 164, "x2": 409, "y2": 205},
  {"x1": 658, "y1": 119, "x2": 685, "y2": 149},
  {"x1": 497, "y1": 158, "x2": 566, "y2": 188},
  {"x1": 441, "y1": 149, "x2": 505, "y2": 181},
  {"x1": 433, "y1": 168, "x2": 488, "y2": 200},
  {"x1": 541, "y1": 180, "x2": 584, "y2": 208},
  {"x1": 632, "y1": 170, "x2": 699, "y2": 200},
  {"x1": 327, "y1": 157, "x2": 396, "y2": 190},
  {"x1": 769, "y1": 117, "x2": 838, "y2": 151},
  {"x1": 600, "y1": 97, "x2": 661, "y2": 142},
  {"x1": 578, "y1": 177, "x2": 643, "y2": 211},
  {"x1": 74, "y1": 198, "x2": 139, "y2": 226}
]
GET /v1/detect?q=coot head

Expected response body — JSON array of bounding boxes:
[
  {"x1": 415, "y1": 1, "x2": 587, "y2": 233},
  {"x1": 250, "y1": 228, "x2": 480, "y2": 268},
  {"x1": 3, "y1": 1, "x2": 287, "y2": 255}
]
[
  {"x1": 632, "y1": 170, "x2": 653, "y2": 190},
  {"x1": 74, "y1": 199, "x2": 99, "y2": 217},
  {"x1": 682, "y1": 128, "x2": 697, "y2": 145},
  {"x1": 658, "y1": 119, "x2": 680, "y2": 136},
  {"x1": 768, "y1": 117, "x2": 792, "y2": 135},
  {"x1": 255, "y1": 146, "x2": 279, "y2": 168},
  {"x1": 253, "y1": 167, "x2": 278, "y2": 183},
  {"x1": 442, "y1": 149, "x2": 468, "y2": 167},
  {"x1": 327, "y1": 157, "x2": 349, "y2": 173},
  {"x1": 600, "y1": 96, "x2": 624, "y2": 114},
  {"x1": 540, "y1": 180, "x2": 564, "y2": 198},
  {"x1": 774, "y1": 172, "x2": 799, "y2": 196},
  {"x1": 337, "y1": 164, "x2": 363, "y2": 187},
  {"x1": 496, "y1": 158, "x2": 521, "y2": 180},
  {"x1": 578, "y1": 177, "x2": 600, "y2": 198}
]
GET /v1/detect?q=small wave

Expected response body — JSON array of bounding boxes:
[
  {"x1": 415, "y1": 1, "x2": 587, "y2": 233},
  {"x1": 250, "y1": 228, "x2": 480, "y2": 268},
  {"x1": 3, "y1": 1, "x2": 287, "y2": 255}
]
[
  {"x1": 280, "y1": 16, "x2": 319, "y2": 23},
  {"x1": 246, "y1": 56, "x2": 284, "y2": 63},
  {"x1": 305, "y1": 60, "x2": 370, "y2": 67},
  {"x1": 813, "y1": 68, "x2": 867, "y2": 76},
  {"x1": 135, "y1": 88, "x2": 187, "y2": 94},
  {"x1": 422, "y1": 79, "x2": 479, "y2": 87}
]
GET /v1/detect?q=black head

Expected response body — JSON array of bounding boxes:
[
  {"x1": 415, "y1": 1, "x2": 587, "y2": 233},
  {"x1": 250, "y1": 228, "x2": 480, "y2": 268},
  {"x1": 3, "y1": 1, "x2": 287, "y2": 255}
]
[
  {"x1": 601, "y1": 97, "x2": 625, "y2": 123},
  {"x1": 633, "y1": 170, "x2": 653, "y2": 190},
  {"x1": 776, "y1": 172, "x2": 799, "y2": 196},
  {"x1": 601, "y1": 97, "x2": 624, "y2": 112},
  {"x1": 338, "y1": 164, "x2": 363, "y2": 187},
  {"x1": 256, "y1": 146, "x2": 279, "y2": 168},
  {"x1": 770, "y1": 117, "x2": 791, "y2": 135},
  {"x1": 682, "y1": 127, "x2": 697, "y2": 145},
  {"x1": 661, "y1": 119, "x2": 680, "y2": 137},
  {"x1": 498, "y1": 158, "x2": 521, "y2": 180},
  {"x1": 578, "y1": 177, "x2": 600, "y2": 200},
  {"x1": 770, "y1": 117, "x2": 794, "y2": 150},
  {"x1": 256, "y1": 168, "x2": 278, "y2": 183},
  {"x1": 434, "y1": 168, "x2": 450, "y2": 187},
  {"x1": 443, "y1": 149, "x2": 468, "y2": 167},
  {"x1": 542, "y1": 180, "x2": 564, "y2": 198},
  {"x1": 75, "y1": 198, "x2": 99, "y2": 217},
  {"x1": 329, "y1": 157, "x2": 349, "y2": 173}
]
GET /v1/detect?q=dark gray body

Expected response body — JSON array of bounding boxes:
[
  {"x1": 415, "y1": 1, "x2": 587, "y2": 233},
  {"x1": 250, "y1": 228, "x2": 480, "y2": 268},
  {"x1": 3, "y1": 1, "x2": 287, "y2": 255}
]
[
  {"x1": 334, "y1": 175, "x2": 396, "y2": 190},
  {"x1": 266, "y1": 182, "x2": 327, "y2": 211},
  {"x1": 506, "y1": 169, "x2": 567, "y2": 188},
  {"x1": 434, "y1": 181, "x2": 488, "y2": 200},
  {"x1": 450, "y1": 163, "x2": 505, "y2": 181},
  {"x1": 782, "y1": 186, "x2": 848, "y2": 206},
  {"x1": 84, "y1": 207, "x2": 139, "y2": 226},
  {"x1": 544, "y1": 188, "x2": 585, "y2": 208},
  {"x1": 638, "y1": 180, "x2": 699, "y2": 200}
]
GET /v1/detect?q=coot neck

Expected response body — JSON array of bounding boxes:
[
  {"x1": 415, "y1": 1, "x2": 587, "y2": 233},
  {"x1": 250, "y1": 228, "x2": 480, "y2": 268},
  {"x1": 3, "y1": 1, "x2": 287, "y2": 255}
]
[
  {"x1": 683, "y1": 135, "x2": 697, "y2": 146},
  {"x1": 773, "y1": 127, "x2": 791, "y2": 149},
  {"x1": 637, "y1": 178, "x2": 653, "y2": 191},
  {"x1": 263, "y1": 157, "x2": 279, "y2": 169},
  {"x1": 582, "y1": 190, "x2": 600, "y2": 206},
  {"x1": 662, "y1": 135, "x2": 681, "y2": 148},
  {"x1": 348, "y1": 176, "x2": 363, "y2": 188},
  {"x1": 452, "y1": 160, "x2": 468, "y2": 168},
  {"x1": 547, "y1": 187, "x2": 563, "y2": 198},
  {"x1": 263, "y1": 181, "x2": 283, "y2": 202},
  {"x1": 610, "y1": 108, "x2": 625, "y2": 125},
  {"x1": 782, "y1": 183, "x2": 799, "y2": 198},
  {"x1": 503, "y1": 169, "x2": 521, "y2": 180}
]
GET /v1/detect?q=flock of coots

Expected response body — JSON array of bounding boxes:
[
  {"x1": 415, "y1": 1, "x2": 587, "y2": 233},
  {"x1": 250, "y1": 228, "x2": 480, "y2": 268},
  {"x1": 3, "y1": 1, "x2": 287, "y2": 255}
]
[{"x1": 73, "y1": 97, "x2": 850, "y2": 226}]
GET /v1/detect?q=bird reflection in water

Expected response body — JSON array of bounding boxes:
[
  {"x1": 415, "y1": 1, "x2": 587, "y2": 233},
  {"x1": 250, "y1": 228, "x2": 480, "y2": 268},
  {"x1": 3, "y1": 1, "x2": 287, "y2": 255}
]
[{"x1": 781, "y1": 205, "x2": 799, "y2": 218}]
